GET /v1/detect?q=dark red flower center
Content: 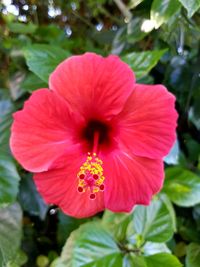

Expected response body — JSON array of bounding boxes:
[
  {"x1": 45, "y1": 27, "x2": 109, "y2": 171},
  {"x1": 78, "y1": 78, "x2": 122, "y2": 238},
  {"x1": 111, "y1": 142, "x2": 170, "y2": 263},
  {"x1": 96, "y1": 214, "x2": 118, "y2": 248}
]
[{"x1": 82, "y1": 120, "x2": 111, "y2": 149}]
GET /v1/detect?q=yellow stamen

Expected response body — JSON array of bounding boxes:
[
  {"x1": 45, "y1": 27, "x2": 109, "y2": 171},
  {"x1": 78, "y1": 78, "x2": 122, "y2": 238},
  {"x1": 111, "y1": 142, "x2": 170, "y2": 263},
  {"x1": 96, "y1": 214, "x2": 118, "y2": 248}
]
[{"x1": 77, "y1": 152, "x2": 105, "y2": 199}]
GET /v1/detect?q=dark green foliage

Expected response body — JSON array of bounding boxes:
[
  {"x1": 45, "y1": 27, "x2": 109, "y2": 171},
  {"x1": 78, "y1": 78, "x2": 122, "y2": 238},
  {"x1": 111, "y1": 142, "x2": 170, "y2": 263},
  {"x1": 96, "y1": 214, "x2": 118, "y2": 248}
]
[{"x1": 1, "y1": 0, "x2": 200, "y2": 266}]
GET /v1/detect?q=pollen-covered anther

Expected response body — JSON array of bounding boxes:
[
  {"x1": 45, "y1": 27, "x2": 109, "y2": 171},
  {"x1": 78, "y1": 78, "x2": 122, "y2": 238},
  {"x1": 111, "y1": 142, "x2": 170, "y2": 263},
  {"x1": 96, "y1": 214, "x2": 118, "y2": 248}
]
[
  {"x1": 77, "y1": 153, "x2": 105, "y2": 199},
  {"x1": 93, "y1": 174, "x2": 99, "y2": 180},
  {"x1": 99, "y1": 184, "x2": 104, "y2": 191},
  {"x1": 78, "y1": 186, "x2": 84, "y2": 193},
  {"x1": 79, "y1": 173, "x2": 85, "y2": 179},
  {"x1": 90, "y1": 193, "x2": 96, "y2": 200}
]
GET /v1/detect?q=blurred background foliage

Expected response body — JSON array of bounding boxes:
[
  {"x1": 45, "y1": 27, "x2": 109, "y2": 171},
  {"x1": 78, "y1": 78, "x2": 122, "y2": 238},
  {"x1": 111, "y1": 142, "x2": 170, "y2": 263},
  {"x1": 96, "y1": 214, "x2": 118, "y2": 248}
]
[{"x1": 1, "y1": 0, "x2": 200, "y2": 266}]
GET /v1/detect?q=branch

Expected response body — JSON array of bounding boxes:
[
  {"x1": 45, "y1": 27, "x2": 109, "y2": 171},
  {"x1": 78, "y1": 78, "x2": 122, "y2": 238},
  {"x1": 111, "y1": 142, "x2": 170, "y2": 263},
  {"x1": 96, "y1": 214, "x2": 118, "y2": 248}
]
[{"x1": 113, "y1": 0, "x2": 132, "y2": 22}]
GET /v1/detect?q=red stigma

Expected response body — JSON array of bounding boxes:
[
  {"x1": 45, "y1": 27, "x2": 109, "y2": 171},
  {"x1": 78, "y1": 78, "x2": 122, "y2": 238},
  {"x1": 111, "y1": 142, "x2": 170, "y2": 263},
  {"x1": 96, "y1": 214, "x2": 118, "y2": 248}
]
[
  {"x1": 78, "y1": 186, "x2": 83, "y2": 193},
  {"x1": 90, "y1": 193, "x2": 96, "y2": 200},
  {"x1": 79, "y1": 174, "x2": 85, "y2": 179},
  {"x1": 93, "y1": 174, "x2": 99, "y2": 180},
  {"x1": 99, "y1": 184, "x2": 104, "y2": 191}
]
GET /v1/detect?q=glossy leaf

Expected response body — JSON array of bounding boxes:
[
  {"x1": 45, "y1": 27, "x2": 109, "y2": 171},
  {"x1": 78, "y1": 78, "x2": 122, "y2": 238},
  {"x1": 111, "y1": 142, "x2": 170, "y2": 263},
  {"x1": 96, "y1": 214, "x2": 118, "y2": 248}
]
[
  {"x1": 126, "y1": 18, "x2": 149, "y2": 44},
  {"x1": 151, "y1": 0, "x2": 181, "y2": 29},
  {"x1": 129, "y1": 0, "x2": 144, "y2": 9},
  {"x1": 129, "y1": 197, "x2": 174, "y2": 242},
  {"x1": 23, "y1": 44, "x2": 70, "y2": 83},
  {"x1": 6, "y1": 250, "x2": 28, "y2": 267},
  {"x1": 160, "y1": 194, "x2": 177, "y2": 232},
  {"x1": 0, "y1": 91, "x2": 14, "y2": 154},
  {"x1": 123, "y1": 253, "x2": 181, "y2": 267},
  {"x1": 143, "y1": 242, "x2": 171, "y2": 256},
  {"x1": 102, "y1": 210, "x2": 131, "y2": 241},
  {"x1": 164, "y1": 140, "x2": 180, "y2": 165},
  {"x1": 20, "y1": 73, "x2": 48, "y2": 92},
  {"x1": 123, "y1": 255, "x2": 147, "y2": 267},
  {"x1": 81, "y1": 254, "x2": 123, "y2": 267},
  {"x1": 0, "y1": 154, "x2": 20, "y2": 206},
  {"x1": 0, "y1": 203, "x2": 22, "y2": 266},
  {"x1": 122, "y1": 50, "x2": 167, "y2": 79},
  {"x1": 0, "y1": 110, "x2": 13, "y2": 154},
  {"x1": 178, "y1": 0, "x2": 200, "y2": 17},
  {"x1": 189, "y1": 108, "x2": 200, "y2": 131},
  {"x1": 19, "y1": 175, "x2": 48, "y2": 220},
  {"x1": 186, "y1": 243, "x2": 200, "y2": 267},
  {"x1": 57, "y1": 212, "x2": 87, "y2": 246},
  {"x1": 163, "y1": 167, "x2": 200, "y2": 207},
  {"x1": 59, "y1": 222, "x2": 122, "y2": 267},
  {"x1": 145, "y1": 253, "x2": 182, "y2": 267}
]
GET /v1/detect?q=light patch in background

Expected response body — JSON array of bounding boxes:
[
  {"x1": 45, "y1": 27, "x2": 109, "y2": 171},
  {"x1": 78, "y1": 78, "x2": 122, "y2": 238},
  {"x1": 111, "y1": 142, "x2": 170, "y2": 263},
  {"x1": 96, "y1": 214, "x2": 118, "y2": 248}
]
[
  {"x1": 22, "y1": 5, "x2": 29, "y2": 11},
  {"x1": 71, "y1": 2, "x2": 77, "y2": 11},
  {"x1": 141, "y1": 19, "x2": 155, "y2": 33},
  {"x1": 112, "y1": 25, "x2": 118, "y2": 31},
  {"x1": 18, "y1": 15, "x2": 27, "y2": 22},
  {"x1": 65, "y1": 26, "x2": 72, "y2": 37},
  {"x1": 96, "y1": 22, "x2": 103, "y2": 32},
  {"x1": 189, "y1": 107, "x2": 200, "y2": 130},
  {"x1": 2, "y1": 0, "x2": 19, "y2": 16},
  {"x1": 2, "y1": 0, "x2": 12, "y2": 5},
  {"x1": 164, "y1": 139, "x2": 180, "y2": 165},
  {"x1": 48, "y1": 6, "x2": 62, "y2": 18}
]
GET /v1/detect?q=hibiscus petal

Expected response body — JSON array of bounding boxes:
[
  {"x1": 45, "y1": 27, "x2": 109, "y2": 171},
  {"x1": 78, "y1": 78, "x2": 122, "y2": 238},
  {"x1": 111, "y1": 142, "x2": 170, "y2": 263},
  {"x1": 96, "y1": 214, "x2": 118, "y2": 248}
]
[
  {"x1": 116, "y1": 84, "x2": 178, "y2": 159},
  {"x1": 49, "y1": 52, "x2": 135, "y2": 119},
  {"x1": 34, "y1": 149, "x2": 105, "y2": 218},
  {"x1": 10, "y1": 89, "x2": 82, "y2": 172},
  {"x1": 103, "y1": 151, "x2": 164, "y2": 212}
]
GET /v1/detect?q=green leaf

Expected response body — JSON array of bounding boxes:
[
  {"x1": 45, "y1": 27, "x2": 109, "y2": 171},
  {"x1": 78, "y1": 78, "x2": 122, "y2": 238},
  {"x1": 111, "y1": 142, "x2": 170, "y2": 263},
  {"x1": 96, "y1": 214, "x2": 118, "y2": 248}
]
[
  {"x1": 178, "y1": 0, "x2": 200, "y2": 17},
  {"x1": 143, "y1": 242, "x2": 171, "y2": 256},
  {"x1": 0, "y1": 90, "x2": 14, "y2": 154},
  {"x1": 0, "y1": 203, "x2": 22, "y2": 266},
  {"x1": 59, "y1": 222, "x2": 122, "y2": 267},
  {"x1": 129, "y1": 197, "x2": 174, "y2": 243},
  {"x1": 129, "y1": 0, "x2": 144, "y2": 9},
  {"x1": 0, "y1": 110, "x2": 13, "y2": 155},
  {"x1": 186, "y1": 243, "x2": 200, "y2": 267},
  {"x1": 6, "y1": 250, "x2": 28, "y2": 267},
  {"x1": 189, "y1": 108, "x2": 200, "y2": 131},
  {"x1": 57, "y1": 211, "x2": 87, "y2": 246},
  {"x1": 20, "y1": 73, "x2": 48, "y2": 92},
  {"x1": 23, "y1": 44, "x2": 70, "y2": 83},
  {"x1": 0, "y1": 154, "x2": 20, "y2": 206},
  {"x1": 145, "y1": 253, "x2": 182, "y2": 267},
  {"x1": 163, "y1": 167, "x2": 200, "y2": 207},
  {"x1": 164, "y1": 140, "x2": 180, "y2": 165},
  {"x1": 19, "y1": 175, "x2": 48, "y2": 220},
  {"x1": 126, "y1": 18, "x2": 149, "y2": 44},
  {"x1": 102, "y1": 210, "x2": 131, "y2": 242},
  {"x1": 151, "y1": 0, "x2": 181, "y2": 29},
  {"x1": 35, "y1": 24, "x2": 66, "y2": 44},
  {"x1": 123, "y1": 255, "x2": 147, "y2": 267},
  {"x1": 160, "y1": 194, "x2": 177, "y2": 232},
  {"x1": 81, "y1": 254, "x2": 123, "y2": 267},
  {"x1": 8, "y1": 22, "x2": 37, "y2": 34},
  {"x1": 50, "y1": 258, "x2": 66, "y2": 267},
  {"x1": 122, "y1": 50, "x2": 167, "y2": 79}
]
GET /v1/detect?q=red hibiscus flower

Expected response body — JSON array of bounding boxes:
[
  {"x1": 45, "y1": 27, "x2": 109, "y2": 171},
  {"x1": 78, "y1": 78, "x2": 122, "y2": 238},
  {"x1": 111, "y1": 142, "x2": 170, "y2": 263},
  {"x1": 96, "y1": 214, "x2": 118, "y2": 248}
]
[{"x1": 10, "y1": 52, "x2": 178, "y2": 218}]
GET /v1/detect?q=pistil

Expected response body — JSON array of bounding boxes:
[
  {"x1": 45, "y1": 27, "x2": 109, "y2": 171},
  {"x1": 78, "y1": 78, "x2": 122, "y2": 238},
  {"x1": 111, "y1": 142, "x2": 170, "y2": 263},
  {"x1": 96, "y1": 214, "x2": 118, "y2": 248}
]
[{"x1": 77, "y1": 131, "x2": 105, "y2": 200}]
